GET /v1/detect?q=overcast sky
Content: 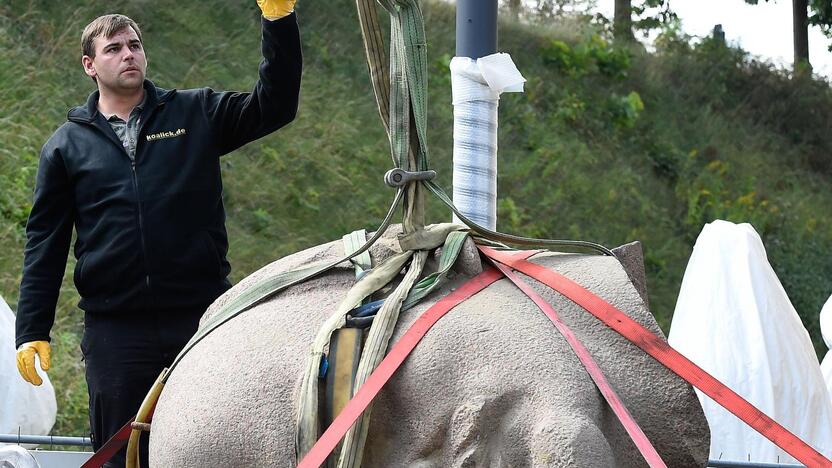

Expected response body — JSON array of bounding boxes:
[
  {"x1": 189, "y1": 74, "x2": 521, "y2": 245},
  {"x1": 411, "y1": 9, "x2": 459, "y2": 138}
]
[{"x1": 595, "y1": 0, "x2": 832, "y2": 77}]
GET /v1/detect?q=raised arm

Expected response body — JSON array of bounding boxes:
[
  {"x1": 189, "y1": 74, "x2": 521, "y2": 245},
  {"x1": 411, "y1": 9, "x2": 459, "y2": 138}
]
[{"x1": 202, "y1": 3, "x2": 302, "y2": 155}]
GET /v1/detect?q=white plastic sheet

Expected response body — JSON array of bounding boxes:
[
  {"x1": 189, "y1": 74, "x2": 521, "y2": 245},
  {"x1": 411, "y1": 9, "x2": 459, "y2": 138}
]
[
  {"x1": 0, "y1": 296, "x2": 56, "y2": 445},
  {"x1": 449, "y1": 53, "x2": 525, "y2": 105},
  {"x1": 668, "y1": 220, "x2": 832, "y2": 464},
  {"x1": 0, "y1": 445, "x2": 40, "y2": 468},
  {"x1": 820, "y1": 295, "x2": 832, "y2": 400},
  {"x1": 449, "y1": 53, "x2": 525, "y2": 230}
]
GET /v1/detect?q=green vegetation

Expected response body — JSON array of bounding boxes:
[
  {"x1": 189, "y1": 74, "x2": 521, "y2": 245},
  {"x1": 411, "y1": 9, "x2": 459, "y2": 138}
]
[{"x1": 1, "y1": 1, "x2": 831, "y2": 438}]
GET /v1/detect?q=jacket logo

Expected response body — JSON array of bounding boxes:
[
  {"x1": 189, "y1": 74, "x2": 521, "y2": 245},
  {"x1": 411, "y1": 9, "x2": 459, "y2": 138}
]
[{"x1": 146, "y1": 128, "x2": 187, "y2": 141}]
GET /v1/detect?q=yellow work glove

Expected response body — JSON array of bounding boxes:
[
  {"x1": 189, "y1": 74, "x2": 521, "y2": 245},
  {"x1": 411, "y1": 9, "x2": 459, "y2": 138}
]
[
  {"x1": 16, "y1": 340, "x2": 51, "y2": 386},
  {"x1": 257, "y1": 0, "x2": 297, "y2": 20}
]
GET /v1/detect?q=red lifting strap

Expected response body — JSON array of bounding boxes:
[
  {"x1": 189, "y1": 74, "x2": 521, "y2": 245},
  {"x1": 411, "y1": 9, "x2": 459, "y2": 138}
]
[
  {"x1": 487, "y1": 257, "x2": 667, "y2": 468},
  {"x1": 81, "y1": 407, "x2": 156, "y2": 468},
  {"x1": 297, "y1": 252, "x2": 536, "y2": 468},
  {"x1": 479, "y1": 246, "x2": 832, "y2": 468},
  {"x1": 80, "y1": 417, "x2": 134, "y2": 468}
]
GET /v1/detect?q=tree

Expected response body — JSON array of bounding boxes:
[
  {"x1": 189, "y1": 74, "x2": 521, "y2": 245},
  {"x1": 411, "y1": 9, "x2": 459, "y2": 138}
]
[
  {"x1": 614, "y1": 0, "x2": 635, "y2": 41},
  {"x1": 507, "y1": 0, "x2": 523, "y2": 20},
  {"x1": 744, "y1": 0, "x2": 832, "y2": 73},
  {"x1": 793, "y1": 0, "x2": 811, "y2": 71}
]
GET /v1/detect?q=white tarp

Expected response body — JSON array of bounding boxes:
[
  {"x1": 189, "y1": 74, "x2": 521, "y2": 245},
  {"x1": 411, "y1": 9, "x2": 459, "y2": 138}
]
[
  {"x1": 0, "y1": 295, "x2": 56, "y2": 444},
  {"x1": 821, "y1": 295, "x2": 832, "y2": 399},
  {"x1": 0, "y1": 445, "x2": 40, "y2": 468},
  {"x1": 668, "y1": 220, "x2": 832, "y2": 464}
]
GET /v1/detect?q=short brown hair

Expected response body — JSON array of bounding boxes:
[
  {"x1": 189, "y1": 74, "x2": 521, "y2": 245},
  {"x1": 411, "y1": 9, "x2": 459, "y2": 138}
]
[{"x1": 81, "y1": 14, "x2": 142, "y2": 58}]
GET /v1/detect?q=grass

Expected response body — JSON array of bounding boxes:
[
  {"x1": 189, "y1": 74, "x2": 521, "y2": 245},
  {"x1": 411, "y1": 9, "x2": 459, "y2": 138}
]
[{"x1": 1, "y1": 0, "x2": 830, "y2": 438}]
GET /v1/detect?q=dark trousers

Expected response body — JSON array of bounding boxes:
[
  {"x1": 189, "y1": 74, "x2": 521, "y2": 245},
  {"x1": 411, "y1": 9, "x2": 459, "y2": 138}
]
[{"x1": 82, "y1": 306, "x2": 206, "y2": 468}]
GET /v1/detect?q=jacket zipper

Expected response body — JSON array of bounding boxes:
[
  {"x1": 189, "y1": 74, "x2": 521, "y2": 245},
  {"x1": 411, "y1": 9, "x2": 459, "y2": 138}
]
[
  {"x1": 134, "y1": 104, "x2": 163, "y2": 298},
  {"x1": 130, "y1": 159, "x2": 153, "y2": 293}
]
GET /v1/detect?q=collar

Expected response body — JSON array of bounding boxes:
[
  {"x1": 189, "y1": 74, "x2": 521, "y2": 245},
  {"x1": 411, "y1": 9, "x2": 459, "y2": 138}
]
[
  {"x1": 102, "y1": 91, "x2": 147, "y2": 121},
  {"x1": 68, "y1": 80, "x2": 176, "y2": 123}
]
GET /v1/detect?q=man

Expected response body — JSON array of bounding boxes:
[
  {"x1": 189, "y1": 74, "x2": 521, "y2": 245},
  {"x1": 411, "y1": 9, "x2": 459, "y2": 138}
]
[{"x1": 14, "y1": 0, "x2": 301, "y2": 465}]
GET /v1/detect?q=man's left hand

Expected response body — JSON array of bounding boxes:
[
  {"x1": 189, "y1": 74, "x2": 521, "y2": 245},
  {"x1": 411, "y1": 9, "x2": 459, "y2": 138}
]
[{"x1": 257, "y1": 0, "x2": 297, "y2": 20}]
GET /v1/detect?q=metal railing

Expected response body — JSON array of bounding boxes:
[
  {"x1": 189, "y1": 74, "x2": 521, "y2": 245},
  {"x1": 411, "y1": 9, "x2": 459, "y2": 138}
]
[
  {"x1": 708, "y1": 460, "x2": 804, "y2": 468},
  {"x1": 0, "y1": 433, "x2": 92, "y2": 447}
]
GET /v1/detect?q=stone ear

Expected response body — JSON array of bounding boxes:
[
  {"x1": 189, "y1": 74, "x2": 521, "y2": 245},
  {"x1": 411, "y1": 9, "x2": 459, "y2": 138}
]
[{"x1": 612, "y1": 241, "x2": 648, "y2": 307}]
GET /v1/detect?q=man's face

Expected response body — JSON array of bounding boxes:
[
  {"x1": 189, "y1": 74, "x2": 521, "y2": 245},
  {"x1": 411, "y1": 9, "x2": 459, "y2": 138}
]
[{"x1": 82, "y1": 27, "x2": 146, "y2": 94}]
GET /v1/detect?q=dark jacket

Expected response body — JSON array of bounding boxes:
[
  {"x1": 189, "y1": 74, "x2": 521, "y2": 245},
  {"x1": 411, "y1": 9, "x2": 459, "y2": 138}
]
[{"x1": 15, "y1": 14, "x2": 302, "y2": 348}]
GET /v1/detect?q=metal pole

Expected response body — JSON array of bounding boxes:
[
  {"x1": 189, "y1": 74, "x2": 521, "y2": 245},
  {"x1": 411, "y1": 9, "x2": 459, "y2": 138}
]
[
  {"x1": 456, "y1": 0, "x2": 497, "y2": 59},
  {"x1": 0, "y1": 433, "x2": 93, "y2": 447}
]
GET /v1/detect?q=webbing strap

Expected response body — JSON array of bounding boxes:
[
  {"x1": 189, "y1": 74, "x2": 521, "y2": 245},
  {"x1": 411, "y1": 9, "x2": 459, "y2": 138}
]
[
  {"x1": 343, "y1": 229, "x2": 372, "y2": 275},
  {"x1": 401, "y1": 230, "x2": 469, "y2": 310},
  {"x1": 357, "y1": 0, "x2": 429, "y2": 234},
  {"x1": 296, "y1": 229, "x2": 471, "y2": 460},
  {"x1": 80, "y1": 418, "x2": 135, "y2": 468},
  {"x1": 426, "y1": 180, "x2": 615, "y2": 256},
  {"x1": 375, "y1": 0, "x2": 429, "y2": 171},
  {"x1": 296, "y1": 249, "x2": 414, "y2": 457},
  {"x1": 297, "y1": 251, "x2": 536, "y2": 468},
  {"x1": 81, "y1": 405, "x2": 154, "y2": 468},
  {"x1": 355, "y1": 0, "x2": 390, "y2": 135},
  {"x1": 337, "y1": 250, "x2": 429, "y2": 468},
  {"x1": 485, "y1": 255, "x2": 667, "y2": 468},
  {"x1": 479, "y1": 246, "x2": 832, "y2": 468}
]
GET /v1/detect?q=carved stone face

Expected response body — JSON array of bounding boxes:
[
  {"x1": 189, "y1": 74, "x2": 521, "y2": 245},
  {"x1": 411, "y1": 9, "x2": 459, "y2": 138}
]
[{"x1": 150, "y1": 227, "x2": 710, "y2": 467}]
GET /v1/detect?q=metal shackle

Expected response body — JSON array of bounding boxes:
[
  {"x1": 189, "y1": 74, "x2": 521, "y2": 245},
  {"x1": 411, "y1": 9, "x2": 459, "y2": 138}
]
[{"x1": 383, "y1": 168, "x2": 436, "y2": 188}]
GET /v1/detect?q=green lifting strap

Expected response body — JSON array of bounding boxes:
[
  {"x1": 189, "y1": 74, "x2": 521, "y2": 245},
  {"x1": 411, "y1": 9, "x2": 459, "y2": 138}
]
[
  {"x1": 401, "y1": 228, "x2": 471, "y2": 310},
  {"x1": 295, "y1": 226, "x2": 472, "y2": 460},
  {"x1": 356, "y1": 0, "x2": 431, "y2": 234},
  {"x1": 343, "y1": 229, "x2": 373, "y2": 276},
  {"x1": 355, "y1": 0, "x2": 390, "y2": 135},
  {"x1": 426, "y1": 180, "x2": 615, "y2": 256},
  {"x1": 336, "y1": 249, "x2": 429, "y2": 468}
]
